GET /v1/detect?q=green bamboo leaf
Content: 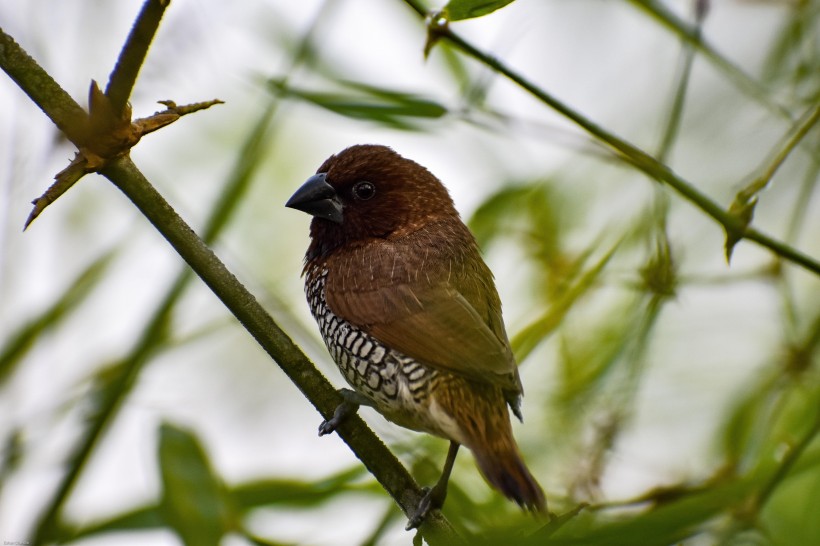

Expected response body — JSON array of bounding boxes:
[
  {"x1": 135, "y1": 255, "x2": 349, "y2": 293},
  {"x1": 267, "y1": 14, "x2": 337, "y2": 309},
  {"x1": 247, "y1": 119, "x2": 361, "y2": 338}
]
[
  {"x1": 0, "y1": 429, "x2": 23, "y2": 482},
  {"x1": 468, "y1": 180, "x2": 583, "y2": 287},
  {"x1": 722, "y1": 371, "x2": 780, "y2": 469},
  {"x1": 158, "y1": 423, "x2": 233, "y2": 546},
  {"x1": 232, "y1": 465, "x2": 373, "y2": 509},
  {"x1": 443, "y1": 0, "x2": 516, "y2": 21},
  {"x1": 60, "y1": 466, "x2": 369, "y2": 542},
  {"x1": 269, "y1": 79, "x2": 447, "y2": 130},
  {"x1": 760, "y1": 434, "x2": 820, "y2": 546}
]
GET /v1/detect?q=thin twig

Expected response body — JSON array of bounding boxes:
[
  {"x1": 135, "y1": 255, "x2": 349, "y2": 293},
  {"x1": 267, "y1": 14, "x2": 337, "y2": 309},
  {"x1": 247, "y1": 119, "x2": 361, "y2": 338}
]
[
  {"x1": 23, "y1": 89, "x2": 223, "y2": 229},
  {"x1": 736, "y1": 102, "x2": 820, "y2": 205},
  {"x1": 106, "y1": 0, "x2": 171, "y2": 115},
  {"x1": 23, "y1": 157, "x2": 88, "y2": 229},
  {"x1": 132, "y1": 98, "x2": 224, "y2": 136}
]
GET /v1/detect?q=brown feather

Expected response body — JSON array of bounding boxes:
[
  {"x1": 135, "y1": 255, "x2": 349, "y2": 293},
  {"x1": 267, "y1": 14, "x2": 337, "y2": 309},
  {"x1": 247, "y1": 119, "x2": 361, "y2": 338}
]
[
  {"x1": 321, "y1": 219, "x2": 521, "y2": 394},
  {"x1": 433, "y1": 374, "x2": 545, "y2": 511}
]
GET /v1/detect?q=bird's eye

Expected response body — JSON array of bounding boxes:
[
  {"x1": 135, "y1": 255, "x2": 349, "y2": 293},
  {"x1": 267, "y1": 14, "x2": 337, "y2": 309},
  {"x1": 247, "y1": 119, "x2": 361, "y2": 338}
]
[{"x1": 352, "y1": 181, "x2": 376, "y2": 201}]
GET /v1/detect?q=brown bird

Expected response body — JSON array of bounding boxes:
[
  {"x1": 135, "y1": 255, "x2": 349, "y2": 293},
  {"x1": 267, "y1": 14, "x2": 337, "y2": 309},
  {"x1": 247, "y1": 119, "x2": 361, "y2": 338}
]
[{"x1": 286, "y1": 144, "x2": 545, "y2": 528}]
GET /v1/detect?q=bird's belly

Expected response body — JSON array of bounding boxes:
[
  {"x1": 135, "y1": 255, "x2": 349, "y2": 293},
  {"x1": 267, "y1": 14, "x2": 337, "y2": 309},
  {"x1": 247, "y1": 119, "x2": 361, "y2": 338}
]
[
  {"x1": 323, "y1": 317, "x2": 440, "y2": 431},
  {"x1": 309, "y1": 310, "x2": 452, "y2": 438},
  {"x1": 306, "y1": 270, "x2": 464, "y2": 440}
]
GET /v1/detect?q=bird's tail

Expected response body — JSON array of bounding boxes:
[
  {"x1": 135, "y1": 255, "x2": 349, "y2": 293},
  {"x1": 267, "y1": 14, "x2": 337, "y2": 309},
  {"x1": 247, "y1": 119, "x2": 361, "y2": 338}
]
[
  {"x1": 471, "y1": 436, "x2": 546, "y2": 513},
  {"x1": 433, "y1": 376, "x2": 545, "y2": 512}
]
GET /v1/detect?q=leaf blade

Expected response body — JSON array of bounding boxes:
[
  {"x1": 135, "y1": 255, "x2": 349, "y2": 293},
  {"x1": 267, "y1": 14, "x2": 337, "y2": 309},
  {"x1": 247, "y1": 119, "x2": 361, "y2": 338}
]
[{"x1": 444, "y1": 0, "x2": 516, "y2": 21}]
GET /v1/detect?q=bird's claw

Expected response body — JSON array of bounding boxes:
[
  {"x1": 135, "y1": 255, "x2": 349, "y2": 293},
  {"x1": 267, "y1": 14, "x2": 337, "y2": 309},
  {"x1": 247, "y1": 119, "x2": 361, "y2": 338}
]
[
  {"x1": 406, "y1": 485, "x2": 447, "y2": 530},
  {"x1": 317, "y1": 418, "x2": 336, "y2": 436},
  {"x1": 406, "y1": 442, "x2": 458, "y2": 530},
  {"x1": 318, "y1": 402, "x2": 352, "y2": 436},
  {"x1": 406, "y1": 487, "x2": 432, "y2": 530},
  {"x1": 318, "y1": 389, "x2": 369, "y2": 436}
]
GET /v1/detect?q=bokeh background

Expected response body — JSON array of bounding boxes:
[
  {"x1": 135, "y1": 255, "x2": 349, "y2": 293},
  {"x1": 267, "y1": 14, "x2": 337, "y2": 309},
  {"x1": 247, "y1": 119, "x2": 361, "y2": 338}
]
[{"x1": 1, "y1": 0, "x2": 819, "y2": 544}]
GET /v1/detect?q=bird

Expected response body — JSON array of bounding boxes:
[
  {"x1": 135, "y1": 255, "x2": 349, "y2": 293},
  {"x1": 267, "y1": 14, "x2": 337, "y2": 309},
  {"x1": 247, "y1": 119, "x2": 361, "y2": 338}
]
[{"x1": 285, "y1": 144, "x2": 545, "y2": 528}]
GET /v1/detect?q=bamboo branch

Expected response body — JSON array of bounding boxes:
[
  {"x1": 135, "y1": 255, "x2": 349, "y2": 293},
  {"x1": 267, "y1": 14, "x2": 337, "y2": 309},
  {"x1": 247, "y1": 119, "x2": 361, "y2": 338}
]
[
  {"x1": 736, "y1": 102, "x2": 820, "y2": 206},
  {"x1": 403, "y1": 0, "x2": 820, "y2": 277},
  {"x1": 106, "y1": 0, "x2": 171, "y2": 115}
]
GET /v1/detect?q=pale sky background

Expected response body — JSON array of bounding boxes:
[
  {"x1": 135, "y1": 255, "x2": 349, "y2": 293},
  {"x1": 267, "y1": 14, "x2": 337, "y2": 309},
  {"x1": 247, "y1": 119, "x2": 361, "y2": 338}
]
[{"x1": 1, "y1": 1, "x2": 817, "y2": 544}]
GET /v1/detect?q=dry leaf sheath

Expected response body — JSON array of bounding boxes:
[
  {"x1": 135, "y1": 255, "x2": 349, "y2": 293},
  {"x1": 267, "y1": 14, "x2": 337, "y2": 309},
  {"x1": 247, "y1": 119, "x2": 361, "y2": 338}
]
[{"x1": 25, "y1": 81, "x2": 223, "y2": 229}]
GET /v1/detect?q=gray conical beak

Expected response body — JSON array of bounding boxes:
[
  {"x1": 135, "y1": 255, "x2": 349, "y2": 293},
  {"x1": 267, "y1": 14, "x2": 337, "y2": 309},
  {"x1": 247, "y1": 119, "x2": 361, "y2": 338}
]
[{"x1": 285, "y1": 173, "x2": 343, "y2": 224}]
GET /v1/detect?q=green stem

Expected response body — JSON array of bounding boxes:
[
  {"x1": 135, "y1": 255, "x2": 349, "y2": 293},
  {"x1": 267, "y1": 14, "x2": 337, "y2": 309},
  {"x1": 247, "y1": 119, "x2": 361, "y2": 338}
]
[
  {"x1": 105, "y1": 0, "x2": 171, "y2": 115},
  {"x1": 739, "y1": 103, "x2": 820, "y2": 203},
  {"x1": 656, "y1": 8, "x2": 701, "y2": 163}
]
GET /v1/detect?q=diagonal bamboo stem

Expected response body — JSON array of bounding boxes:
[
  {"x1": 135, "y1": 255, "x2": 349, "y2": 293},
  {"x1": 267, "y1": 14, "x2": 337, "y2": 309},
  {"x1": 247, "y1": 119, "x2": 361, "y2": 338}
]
[{"x1": 105, "y1": 0, "x2": 171, "y2": 116}]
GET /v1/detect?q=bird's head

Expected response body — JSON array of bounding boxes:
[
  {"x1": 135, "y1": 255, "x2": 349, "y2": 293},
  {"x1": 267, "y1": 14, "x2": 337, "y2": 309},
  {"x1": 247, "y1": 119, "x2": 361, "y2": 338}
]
[{"x1": 286, "y1": 145, "x2": 458, "y2": 258}]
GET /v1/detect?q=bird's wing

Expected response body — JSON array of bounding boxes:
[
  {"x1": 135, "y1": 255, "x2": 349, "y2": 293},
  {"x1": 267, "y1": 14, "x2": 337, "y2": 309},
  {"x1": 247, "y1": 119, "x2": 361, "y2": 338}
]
[{"x1": 324, "y1": 242, "x2": 521, "y2": 392}]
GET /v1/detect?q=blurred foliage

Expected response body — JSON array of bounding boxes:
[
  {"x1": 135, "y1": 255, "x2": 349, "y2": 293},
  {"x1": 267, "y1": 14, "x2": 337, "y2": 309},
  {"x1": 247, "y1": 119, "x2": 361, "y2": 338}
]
[
  {"x1": 761, "y1": 0, "x2": 820, "y2": 104},
  {"x1": 158, "y1": 423, "x2": 234, "y2": 546},
  {"x1": 1, "y1": 0, "x2": 820, "y2": 545},
  {"x1": 0, "y1": 249, "x2": 116, "y2": 383}
]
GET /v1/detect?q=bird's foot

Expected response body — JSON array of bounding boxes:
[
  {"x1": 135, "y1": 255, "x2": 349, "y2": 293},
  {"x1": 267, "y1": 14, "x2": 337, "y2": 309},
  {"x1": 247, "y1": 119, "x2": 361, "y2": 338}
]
[
  {"x1": 406, "y1": 441, "x2": 459, "y2": 530},
  {"x1": 318, "y1": 389, "x2": 371, "y2": 436},
  {"x1": 318, "y1": 402, "x2": 355, "y2": 436},
  {"x1": 405, "y1": 482, "x2": 448, "y2": 530}
]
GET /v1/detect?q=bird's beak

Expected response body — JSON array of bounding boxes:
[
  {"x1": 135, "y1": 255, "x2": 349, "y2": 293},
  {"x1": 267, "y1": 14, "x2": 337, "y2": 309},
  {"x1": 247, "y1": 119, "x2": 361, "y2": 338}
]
[{"x1": 285, "y1": 173, "x2": 343, "y2": 224}]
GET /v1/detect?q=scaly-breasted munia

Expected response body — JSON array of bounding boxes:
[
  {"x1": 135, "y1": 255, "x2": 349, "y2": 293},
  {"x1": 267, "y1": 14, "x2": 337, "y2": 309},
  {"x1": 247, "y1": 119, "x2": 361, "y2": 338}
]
[{"x1": 286, "y1": 144, "x2": 545, "y2": 528}]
